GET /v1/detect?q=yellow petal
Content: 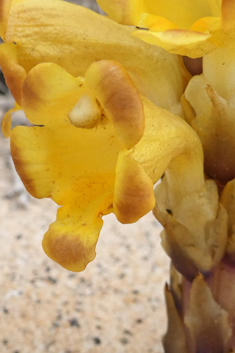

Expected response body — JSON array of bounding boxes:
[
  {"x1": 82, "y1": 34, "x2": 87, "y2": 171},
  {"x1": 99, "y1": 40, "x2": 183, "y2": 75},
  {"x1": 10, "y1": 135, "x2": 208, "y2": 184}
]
[
  {"x1": 140, "y1": 0, "x2": 220, "y2": 29},
  {"x1": 21, "y1": 62, "x2": 85, "y2": 127},
  {"x1": 133, "y1": 29, "x2": 212, "y2": 58},
  {"x1": 42, "y1": 205, "x2": 103, "y2": 272},
  {"x1": 12, "y1": 104, "x2": 121, "y2": 205},
  {"x1": 98, "y1": 0, "x2": 235, "y2": 57},
  {"x1": 97, "y1": 0, "x2": 220, "y2": 29},
  {"x1": 132, "y1": 97, "x2": 204, "y2": 207},
  {"x1": 114, "y1": 151, "x2": 155, "y2": 223}
]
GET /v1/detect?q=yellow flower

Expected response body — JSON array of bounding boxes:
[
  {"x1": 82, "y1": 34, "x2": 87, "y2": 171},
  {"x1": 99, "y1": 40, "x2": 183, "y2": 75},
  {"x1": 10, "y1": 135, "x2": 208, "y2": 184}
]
[
  {"x1": 10, "y1": 59, "x2": 203, "y2": 271},
  {"x1": 0, "y1": 0, "x2": 185, "y2": 137},
  {"x1": 97, "y1": 0, "x2": 235, "y2": 57}
]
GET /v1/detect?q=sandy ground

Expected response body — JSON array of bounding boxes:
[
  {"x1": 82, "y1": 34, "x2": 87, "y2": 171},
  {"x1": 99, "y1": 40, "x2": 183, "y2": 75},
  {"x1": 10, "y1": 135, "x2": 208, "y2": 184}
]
[{"x1": 0, "y1": 1, "x2": 170, "y2": 351}]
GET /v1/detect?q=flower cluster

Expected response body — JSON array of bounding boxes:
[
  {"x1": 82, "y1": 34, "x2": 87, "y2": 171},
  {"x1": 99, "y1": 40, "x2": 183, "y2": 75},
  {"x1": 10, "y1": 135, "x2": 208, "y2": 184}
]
[{"x1": 1, "y1": 1, "x2": 235, "y2": 351}]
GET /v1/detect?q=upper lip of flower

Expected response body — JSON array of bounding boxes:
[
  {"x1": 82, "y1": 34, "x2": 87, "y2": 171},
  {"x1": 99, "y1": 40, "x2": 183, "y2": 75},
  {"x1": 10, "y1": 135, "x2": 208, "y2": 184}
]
[{"x1": 0, "y1": 0, "x2": 185, "y2": 114}]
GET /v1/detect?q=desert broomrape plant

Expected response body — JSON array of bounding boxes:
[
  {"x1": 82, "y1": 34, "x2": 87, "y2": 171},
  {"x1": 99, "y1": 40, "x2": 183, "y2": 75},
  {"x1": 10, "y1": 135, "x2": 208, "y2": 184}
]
[
  {"x1": 1, "y1": 0, "x2": 235, "y2": 352},
  {"x1": 160, "y1": 42, "x2": 235, "y2": 352}
]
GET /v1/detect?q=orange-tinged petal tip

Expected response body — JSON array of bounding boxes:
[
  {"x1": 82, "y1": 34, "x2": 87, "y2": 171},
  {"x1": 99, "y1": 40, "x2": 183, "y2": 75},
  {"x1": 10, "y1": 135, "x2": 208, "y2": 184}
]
[
  {"x1": 42, "y1": 229, "x2": 96, "y2": 272},
  {"x1": 85, "y1": 60, "x2": 144, "y2": 149},
  {"x1": 42, "y1": 214, "x2": 103, "y2": 272},
  {"x1": 114, "y1": 152, "x2": 155, "y2": 224}
]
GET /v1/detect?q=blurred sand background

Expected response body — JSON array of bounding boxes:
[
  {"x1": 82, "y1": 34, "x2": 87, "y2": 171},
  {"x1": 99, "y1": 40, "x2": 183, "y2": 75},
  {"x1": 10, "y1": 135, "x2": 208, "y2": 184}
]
[{"x1": 0, "y1": 1, "x2": 170, "y2": 352}]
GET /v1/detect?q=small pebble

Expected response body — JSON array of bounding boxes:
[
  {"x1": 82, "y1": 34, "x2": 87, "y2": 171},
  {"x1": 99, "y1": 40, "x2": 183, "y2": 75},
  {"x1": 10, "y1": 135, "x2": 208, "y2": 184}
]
[
  {"x1": 93, "y1": 337, "x2": 101, "y2": 345},
  {"x1": 120, "y1": 337, "x2": 129, "y2": 345},
  {"x1": 47, "y1": 276, "x2": 57, "y2": 284},
  {"x1": 136, "y1": 318, "x2": 143, "y2": 324},
  {"x1": 69, "y1": 318, "x2": 80, "y2": 328}
]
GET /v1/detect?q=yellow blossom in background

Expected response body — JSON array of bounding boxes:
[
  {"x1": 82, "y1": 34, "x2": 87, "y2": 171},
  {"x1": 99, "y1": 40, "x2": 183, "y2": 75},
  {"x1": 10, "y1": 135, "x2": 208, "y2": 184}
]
[
  {"x1": 97, "y1": 0, "x2": 235, "y2": 57},
  {"x1": 0, "y1": 0, "x2": 186, "y2": 138}
]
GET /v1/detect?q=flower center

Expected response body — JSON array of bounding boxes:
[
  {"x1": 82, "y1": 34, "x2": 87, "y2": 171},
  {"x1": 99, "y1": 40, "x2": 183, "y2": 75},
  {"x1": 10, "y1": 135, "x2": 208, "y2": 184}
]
[{"x1": 68, "y1": 94, "x2": 101, "y2": 128}]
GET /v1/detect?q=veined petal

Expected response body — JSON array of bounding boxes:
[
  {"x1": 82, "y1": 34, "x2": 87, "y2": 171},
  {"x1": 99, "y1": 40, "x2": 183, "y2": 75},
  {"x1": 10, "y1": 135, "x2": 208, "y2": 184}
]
[{"x1": 0, "y1": 0, "x2": 184, "y2": 115}]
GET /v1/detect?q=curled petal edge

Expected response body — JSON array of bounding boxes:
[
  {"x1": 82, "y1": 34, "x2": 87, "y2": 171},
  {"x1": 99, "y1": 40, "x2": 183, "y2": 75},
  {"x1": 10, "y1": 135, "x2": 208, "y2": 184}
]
[{"x1": 85, "y1": 60, "x2": 144, "y2": 149}]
